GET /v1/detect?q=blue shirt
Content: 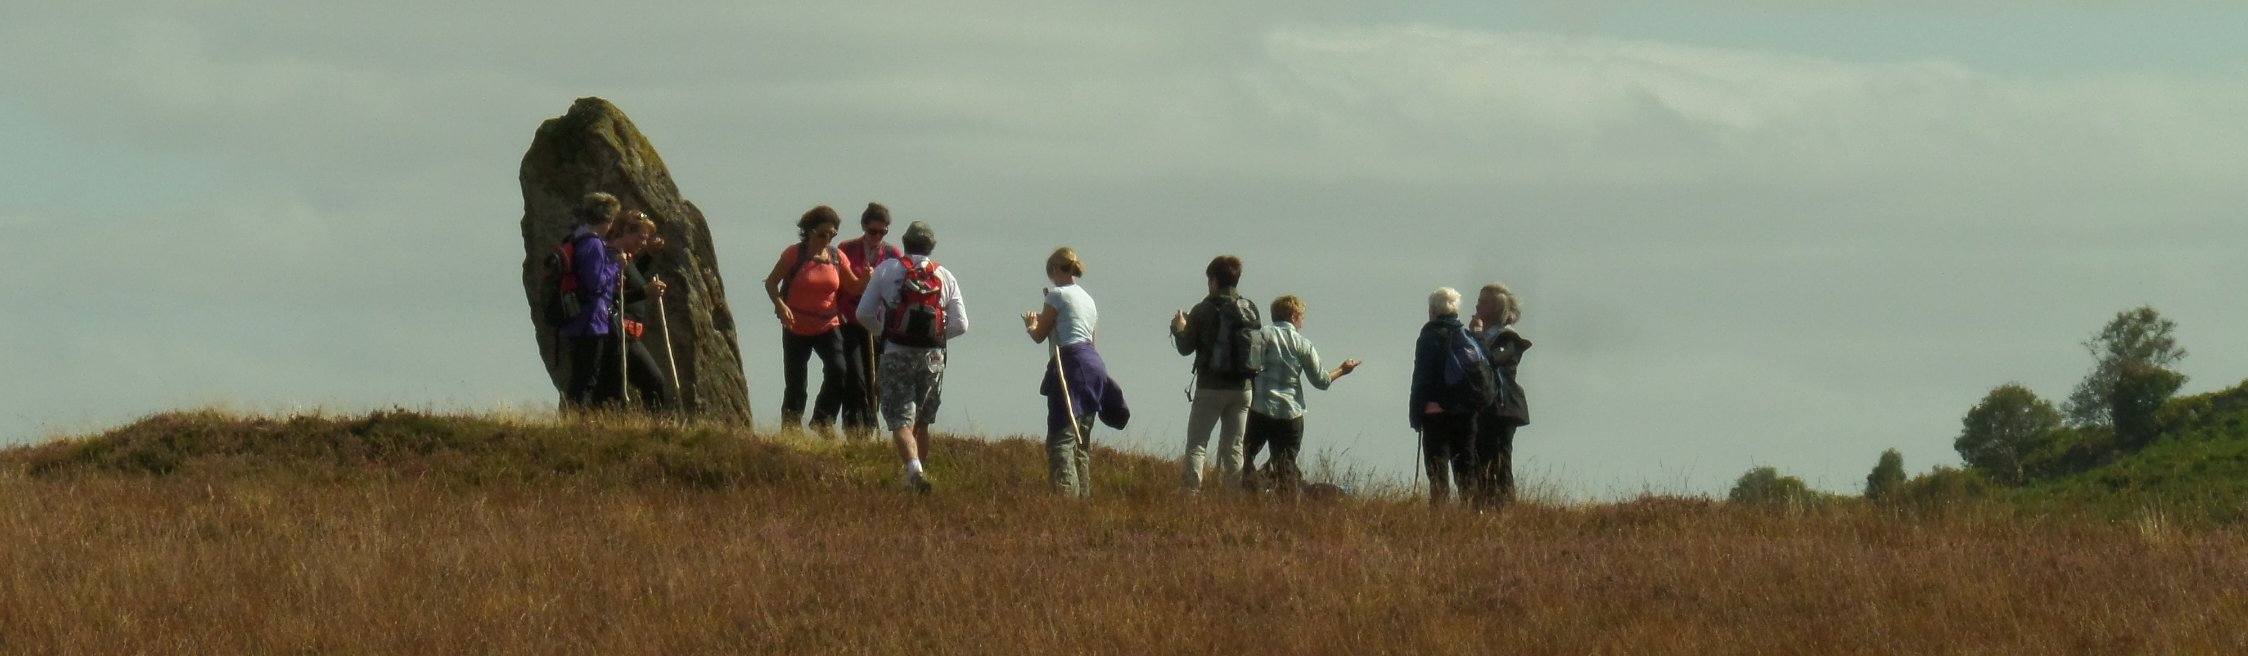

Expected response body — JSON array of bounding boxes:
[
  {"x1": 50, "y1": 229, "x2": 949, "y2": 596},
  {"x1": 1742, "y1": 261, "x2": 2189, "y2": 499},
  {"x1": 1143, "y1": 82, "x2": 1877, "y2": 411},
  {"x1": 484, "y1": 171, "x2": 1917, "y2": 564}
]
[
  {"x1": 1044, "y1": 283, "x2": 1098, "y2": 347},
  {"x1": 1250, "y1": 321, "x2": 1335, "y2": 420}
]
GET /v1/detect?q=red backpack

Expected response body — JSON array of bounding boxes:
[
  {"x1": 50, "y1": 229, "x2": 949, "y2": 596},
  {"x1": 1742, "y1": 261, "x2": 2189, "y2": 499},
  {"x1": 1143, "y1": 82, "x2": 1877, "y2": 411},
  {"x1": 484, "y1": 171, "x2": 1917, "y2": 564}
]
[
  {"x1": 540, "y1": 233, "x2": 589, "y2": 326},
  {"x1": 884, "y1": 259, "x2": 948, "y2": 347}
]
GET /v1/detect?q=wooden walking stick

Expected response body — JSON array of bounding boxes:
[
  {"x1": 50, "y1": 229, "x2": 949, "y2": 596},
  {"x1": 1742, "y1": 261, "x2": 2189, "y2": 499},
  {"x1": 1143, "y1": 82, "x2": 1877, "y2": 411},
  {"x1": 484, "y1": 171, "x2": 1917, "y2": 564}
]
[
  {"x1": 1052, "y1": 339, "x2": 1087, "y2": 487},
  {"x1": 617, "y1": 259, "x2": 630, "y2": 410},
  {"x1": 655, "y1": 275, "x2": 683, "y2": 414},
  {"x1": 864, "y1": 329, "x2": 880, "y2": 439}
]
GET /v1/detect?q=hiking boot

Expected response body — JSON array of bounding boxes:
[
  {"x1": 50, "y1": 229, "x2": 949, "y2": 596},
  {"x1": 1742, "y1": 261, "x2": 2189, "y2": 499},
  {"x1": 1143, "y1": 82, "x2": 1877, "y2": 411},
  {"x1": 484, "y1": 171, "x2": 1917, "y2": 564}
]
[{"x1": 906, "y1": 472, "x2": 934, "y2": 494}]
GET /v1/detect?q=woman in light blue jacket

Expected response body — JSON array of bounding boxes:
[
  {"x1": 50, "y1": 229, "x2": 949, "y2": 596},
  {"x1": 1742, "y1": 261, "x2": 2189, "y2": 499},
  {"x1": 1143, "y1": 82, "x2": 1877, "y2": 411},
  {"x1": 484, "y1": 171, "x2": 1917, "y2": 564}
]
[{"x1": 1243, "y1": 294, "x2": 1360, "y2": 496}]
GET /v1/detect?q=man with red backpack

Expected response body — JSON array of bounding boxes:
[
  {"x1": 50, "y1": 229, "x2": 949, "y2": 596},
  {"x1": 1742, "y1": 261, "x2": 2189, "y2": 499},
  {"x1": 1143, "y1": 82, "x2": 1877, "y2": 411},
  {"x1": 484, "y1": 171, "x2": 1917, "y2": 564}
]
[{"x1": 855, "y1": 221, "x2": 970, "y2": 492}]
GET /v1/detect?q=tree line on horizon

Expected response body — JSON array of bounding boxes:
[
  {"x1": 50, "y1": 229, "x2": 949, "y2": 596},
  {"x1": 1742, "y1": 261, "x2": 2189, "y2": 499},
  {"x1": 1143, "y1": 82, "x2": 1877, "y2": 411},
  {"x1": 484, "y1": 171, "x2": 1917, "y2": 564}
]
[{"x1": 1731, "y1": 306, "x2": 2197, "y2": 508}]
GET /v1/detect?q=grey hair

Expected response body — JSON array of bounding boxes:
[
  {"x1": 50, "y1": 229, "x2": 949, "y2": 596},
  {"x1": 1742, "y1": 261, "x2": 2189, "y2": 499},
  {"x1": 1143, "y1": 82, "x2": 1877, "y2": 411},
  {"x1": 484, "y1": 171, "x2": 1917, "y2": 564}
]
[
  {"x1": 1428, "y1": 287, "x2": 1460, "y2": 315},
  {"x1": 1481, "y1": 282, "x2": 1521, "y2": 325}
]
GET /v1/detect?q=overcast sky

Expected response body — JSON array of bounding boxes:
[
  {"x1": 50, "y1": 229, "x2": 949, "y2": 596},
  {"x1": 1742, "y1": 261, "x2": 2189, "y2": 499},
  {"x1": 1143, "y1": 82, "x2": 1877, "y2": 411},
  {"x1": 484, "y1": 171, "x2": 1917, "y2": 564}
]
[{"x1": 4, "y1": 2, "x2": 2244, "y2": 498}]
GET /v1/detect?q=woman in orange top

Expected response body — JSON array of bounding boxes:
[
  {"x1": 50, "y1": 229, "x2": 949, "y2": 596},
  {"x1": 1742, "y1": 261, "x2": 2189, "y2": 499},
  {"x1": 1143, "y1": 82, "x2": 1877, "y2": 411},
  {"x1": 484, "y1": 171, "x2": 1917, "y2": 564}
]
[{"x1": 763, "y1": 205, "x2": 866, "y2": 435}]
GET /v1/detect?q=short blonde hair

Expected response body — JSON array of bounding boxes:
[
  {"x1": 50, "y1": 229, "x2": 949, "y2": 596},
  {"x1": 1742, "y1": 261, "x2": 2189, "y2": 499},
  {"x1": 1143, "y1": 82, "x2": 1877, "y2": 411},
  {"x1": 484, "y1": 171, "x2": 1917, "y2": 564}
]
[
  {"x1": 1270, "y1": 295, "x2": 1306, "y2": 323},
  {"x1": 1046, "y1": 247, "x2": 1085, "y2": 278},
  {"x1": 1429, "y1": 287, "x2": 1460, "y2": 315},
  {"x1": 1480, "y1": 282, "x2": 1521, "y2": 325}
]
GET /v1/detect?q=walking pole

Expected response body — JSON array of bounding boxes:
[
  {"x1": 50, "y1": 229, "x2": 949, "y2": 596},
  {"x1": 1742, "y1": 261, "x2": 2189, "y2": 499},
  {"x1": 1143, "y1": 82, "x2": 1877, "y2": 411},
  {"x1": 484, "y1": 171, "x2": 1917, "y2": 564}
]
[
  {"x1": 863, "y1": 329, "x2": 879, "y2": 441},
  {"x1": 1412, "y1": 428, "x2": 1423, "y2": 496},
  {"x1": 617, "y1": 258, "x2": 631, "y2": 411},
  {"x1": 655, "y1": 275, "x2": 683, "y2": 417},
  {"x1": 862, "y1": 247, "x2": 883, "y2": 440}
]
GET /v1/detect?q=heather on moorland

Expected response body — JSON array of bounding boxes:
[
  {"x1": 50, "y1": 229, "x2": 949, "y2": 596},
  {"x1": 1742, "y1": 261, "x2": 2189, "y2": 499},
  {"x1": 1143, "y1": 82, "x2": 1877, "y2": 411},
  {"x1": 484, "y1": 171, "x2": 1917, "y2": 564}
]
[{"x1": 4, "y1": 410, "x2": 2245, "y2": 654}]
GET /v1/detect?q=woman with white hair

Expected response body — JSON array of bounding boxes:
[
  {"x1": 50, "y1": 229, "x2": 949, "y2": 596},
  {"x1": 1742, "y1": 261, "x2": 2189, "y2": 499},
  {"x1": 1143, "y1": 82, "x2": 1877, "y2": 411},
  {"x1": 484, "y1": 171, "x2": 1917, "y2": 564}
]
[
  {"x1": 1407, "y1": 287, "x2": 1490, "y2": 506},
  {"x1": 1469, "y1": 283, "x2": 1533, "y2": 508}
]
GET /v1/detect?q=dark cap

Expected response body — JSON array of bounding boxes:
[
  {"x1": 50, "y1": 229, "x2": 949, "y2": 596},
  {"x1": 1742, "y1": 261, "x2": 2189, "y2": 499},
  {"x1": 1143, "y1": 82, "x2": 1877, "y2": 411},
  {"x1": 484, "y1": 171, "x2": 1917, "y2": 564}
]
[{"x1": 902, "y1": 220, "x2": 936, "y2": 255}]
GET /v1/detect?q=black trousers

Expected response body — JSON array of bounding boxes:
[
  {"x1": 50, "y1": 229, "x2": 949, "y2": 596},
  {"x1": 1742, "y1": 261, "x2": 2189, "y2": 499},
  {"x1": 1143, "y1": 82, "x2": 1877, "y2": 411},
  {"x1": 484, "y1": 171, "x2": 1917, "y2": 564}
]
[
  {"x1": 836, "y1": 322, "x2": 877, "y2": 431},
  {"x1": 1242, "y1": 411, "x2": 1305, "y2": 494},
  {"x1": 1420, "y1": 412, "x2": 1476, "y2": 506},
  {"x1": 564, "y1": 333, "x2": 625, "y2": 410},
  {"x1": 625, "y1": 339, "x2": 679, "y2": 414},
  {"x1": 1472, "y1": 411, "x2": 1518, "y2": 507},
  {"x1": 565, "y1": 333, "x2": 677, "y2": 414},
  {"x1": 780, "y1": 329, "x2": 852, "y2": 430}
]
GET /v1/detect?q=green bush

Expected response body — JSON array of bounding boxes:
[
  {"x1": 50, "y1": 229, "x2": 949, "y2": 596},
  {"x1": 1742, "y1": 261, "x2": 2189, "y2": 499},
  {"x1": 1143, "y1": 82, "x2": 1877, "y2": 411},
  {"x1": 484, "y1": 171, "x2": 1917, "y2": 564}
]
[
  {"x1": 1894, "y1": 466, "x2": 1993, "y2": 509},
  {"x1": 1728, "y1": 466, "x2": 1822, "y2": 508}
]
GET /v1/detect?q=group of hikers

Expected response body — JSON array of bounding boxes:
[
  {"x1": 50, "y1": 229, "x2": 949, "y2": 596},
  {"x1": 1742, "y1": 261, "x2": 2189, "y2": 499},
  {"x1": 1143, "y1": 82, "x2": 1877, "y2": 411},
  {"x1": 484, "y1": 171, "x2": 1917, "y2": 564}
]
[{"x1": 547, "y1": 193, "x2": 1531, "y2": 507}]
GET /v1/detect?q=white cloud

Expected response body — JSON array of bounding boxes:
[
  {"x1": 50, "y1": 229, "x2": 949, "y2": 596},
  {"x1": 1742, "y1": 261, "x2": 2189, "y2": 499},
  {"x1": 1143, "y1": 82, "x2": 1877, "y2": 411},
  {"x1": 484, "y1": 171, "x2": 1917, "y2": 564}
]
[{"x1": 1229, "y1": 25, "x2": 2248, "y2": 191}]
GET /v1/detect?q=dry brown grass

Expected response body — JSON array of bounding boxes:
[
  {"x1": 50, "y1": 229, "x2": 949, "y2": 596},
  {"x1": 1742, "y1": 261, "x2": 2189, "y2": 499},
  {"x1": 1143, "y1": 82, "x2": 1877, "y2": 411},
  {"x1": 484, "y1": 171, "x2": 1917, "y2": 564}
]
[{"x1": 3, "y1": 411, "x2": 2246, "y2": 654}]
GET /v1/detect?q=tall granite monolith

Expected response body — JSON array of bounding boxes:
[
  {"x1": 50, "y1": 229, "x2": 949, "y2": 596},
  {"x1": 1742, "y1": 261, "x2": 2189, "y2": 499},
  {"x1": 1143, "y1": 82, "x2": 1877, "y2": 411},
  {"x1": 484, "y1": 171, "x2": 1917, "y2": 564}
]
[{"x1": 519, "y1": 97, "x2": 753, "y2": 423}]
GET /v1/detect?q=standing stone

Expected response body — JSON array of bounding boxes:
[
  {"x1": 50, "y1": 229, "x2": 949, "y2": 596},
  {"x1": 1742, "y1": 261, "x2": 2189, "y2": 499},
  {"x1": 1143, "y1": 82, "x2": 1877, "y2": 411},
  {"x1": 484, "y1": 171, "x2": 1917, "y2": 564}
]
[{"x1": 519, "y1": 97, "x2": 753, "y2": 423}]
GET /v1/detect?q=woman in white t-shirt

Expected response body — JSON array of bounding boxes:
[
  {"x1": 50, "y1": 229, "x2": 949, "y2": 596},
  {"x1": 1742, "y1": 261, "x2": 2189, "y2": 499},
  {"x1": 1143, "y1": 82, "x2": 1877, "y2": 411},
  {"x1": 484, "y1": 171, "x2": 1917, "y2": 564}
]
[{"x1": 1022, "y1": 247, "x2": 1112, "y2": 498}]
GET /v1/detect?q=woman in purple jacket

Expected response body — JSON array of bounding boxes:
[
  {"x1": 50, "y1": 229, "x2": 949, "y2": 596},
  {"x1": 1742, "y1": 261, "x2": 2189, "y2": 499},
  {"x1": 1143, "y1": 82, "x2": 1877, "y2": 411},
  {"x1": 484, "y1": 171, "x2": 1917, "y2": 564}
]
[{"x1": 560, "y1": 193, "x2": 623, "y2": 410}]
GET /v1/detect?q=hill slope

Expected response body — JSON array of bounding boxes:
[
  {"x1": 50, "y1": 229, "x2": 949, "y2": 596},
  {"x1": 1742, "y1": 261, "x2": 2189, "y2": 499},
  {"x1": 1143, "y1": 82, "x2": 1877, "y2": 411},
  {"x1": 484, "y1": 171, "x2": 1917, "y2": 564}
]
[
  {"x1": 3, "y1": 410, "x2": 2246, "y2": 654},
  {"x1": 2017, "y1": 380, "x2": 2248, "y2": 523}
]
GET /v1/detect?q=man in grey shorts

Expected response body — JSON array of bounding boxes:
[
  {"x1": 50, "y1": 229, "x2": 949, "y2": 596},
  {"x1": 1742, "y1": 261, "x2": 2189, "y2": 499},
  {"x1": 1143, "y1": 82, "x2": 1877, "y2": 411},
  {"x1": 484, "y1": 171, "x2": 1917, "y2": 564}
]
[{"x1": 856, "y1": 220, "x2": 969, "y2": 492}]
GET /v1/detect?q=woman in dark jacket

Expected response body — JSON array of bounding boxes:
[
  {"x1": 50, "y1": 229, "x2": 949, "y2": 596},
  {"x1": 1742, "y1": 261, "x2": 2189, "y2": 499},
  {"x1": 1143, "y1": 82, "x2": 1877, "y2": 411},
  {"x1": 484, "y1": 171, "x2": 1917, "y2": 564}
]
[
  {"x1": 1469, "y1": 283, "x2": 1532, "y2": 508},
  {"x1": 615, "y1": 210, "x2": 679, "y2": 414},
  {"x1": 1408, "y1": 287, "x2": 1479, "y2": 507}
]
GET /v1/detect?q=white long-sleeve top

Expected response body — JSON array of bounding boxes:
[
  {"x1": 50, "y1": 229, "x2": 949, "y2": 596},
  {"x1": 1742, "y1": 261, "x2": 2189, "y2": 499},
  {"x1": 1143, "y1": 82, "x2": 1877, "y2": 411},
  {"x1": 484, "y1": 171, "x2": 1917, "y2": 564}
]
[{"x1": 855, "y1": 254, "x2": 969, "y2": 349}]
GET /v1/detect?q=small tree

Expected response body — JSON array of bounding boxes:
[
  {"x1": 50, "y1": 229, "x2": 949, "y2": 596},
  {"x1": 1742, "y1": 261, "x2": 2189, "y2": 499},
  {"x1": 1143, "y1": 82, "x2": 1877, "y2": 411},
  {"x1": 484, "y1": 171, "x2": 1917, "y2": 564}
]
[
  {"x1": 1864, "y1": 449, "x2": 1906, "y2": 501},
  {"x1": 1955, "y1": 384, "x2": 2062, "y2": 486},
  {"x1": 2109, "y1": 361, "x2": 2187, "y2": 450},
  {"x1": 1729, "y1": 466, "x2": 1815, "y2": 507},
  {"x1": 2066, "y1": 306, "x2": 2187, "y2": 427}
]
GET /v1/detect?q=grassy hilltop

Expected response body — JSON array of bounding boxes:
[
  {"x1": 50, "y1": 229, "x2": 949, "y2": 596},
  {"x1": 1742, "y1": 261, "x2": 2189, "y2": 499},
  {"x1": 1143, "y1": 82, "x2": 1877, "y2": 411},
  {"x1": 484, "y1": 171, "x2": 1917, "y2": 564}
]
[
  {"x1": 4, "y1": 411, "x2": 2246, "y2": 654},
  {"x1": 2011, "y1": 380, "x2": 2248, "y2": 524}
]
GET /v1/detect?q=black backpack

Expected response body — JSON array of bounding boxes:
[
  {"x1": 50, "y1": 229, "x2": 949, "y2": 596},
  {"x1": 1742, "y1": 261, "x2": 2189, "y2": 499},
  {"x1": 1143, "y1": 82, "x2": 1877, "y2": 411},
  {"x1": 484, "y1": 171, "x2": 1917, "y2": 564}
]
[
  {"x1": 778, "y1": 244, "x2": 839, "y2": 298},
  {"x1": 1200, "y1": 296, "x2": 1264, "y2": 378},
  {"x1": 538, "y1": 233, "x2": 588, "y2": 326},
  {"x1": 1443, "y1": 326, "x2": 1503, "y2": 411}
]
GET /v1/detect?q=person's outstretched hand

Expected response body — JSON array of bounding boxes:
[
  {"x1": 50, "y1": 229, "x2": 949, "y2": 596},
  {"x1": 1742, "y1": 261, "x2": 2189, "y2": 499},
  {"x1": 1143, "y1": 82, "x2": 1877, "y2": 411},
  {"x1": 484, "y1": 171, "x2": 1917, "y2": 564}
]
[{"x1": 1170, "y1": 310, "x2": 1188, "y2": 334}]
